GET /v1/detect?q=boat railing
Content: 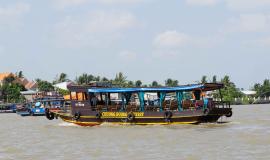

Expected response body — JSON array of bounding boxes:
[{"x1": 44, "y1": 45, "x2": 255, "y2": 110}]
[{"x1": 213, "y1": 101, "x2": 230, "y2": 108}]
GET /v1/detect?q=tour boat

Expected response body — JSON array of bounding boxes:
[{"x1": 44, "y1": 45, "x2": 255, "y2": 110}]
[{"x1": 45, "y1": 83, "x2": 233, "y2": 126}]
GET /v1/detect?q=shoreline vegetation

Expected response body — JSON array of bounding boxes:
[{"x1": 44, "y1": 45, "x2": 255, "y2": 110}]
[{"x1": 0, "y1": 71, "x2": 269, "y2": 105}]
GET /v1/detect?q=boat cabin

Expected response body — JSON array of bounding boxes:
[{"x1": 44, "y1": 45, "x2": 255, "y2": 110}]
[{"x1": 67, "y1": 83, "x2": 226, "y2": 114}]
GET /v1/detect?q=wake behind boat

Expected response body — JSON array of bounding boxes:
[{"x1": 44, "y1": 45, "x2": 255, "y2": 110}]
[{"x1": 45, "y1": 83, "x2": 232, "y2": 126}]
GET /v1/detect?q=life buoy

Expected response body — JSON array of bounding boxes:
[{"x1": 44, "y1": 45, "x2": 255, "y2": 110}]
[
  {"x1": 226, "y1": 110, "x2": 233, "y2": 117},
  {"x1": 46, "y1": 112, "x2": 54, "y2": 120},
  {"x1": 203, "y1": 108, "x2": 209, "y2": 115},
  {"x1": 127, "y1": 112, "x2": 135, "y2": 121},
  {"x1": 164, "y1": 111, "x2": 173, "y2": 121},
  {"x1": 96, "y1": 112, "x2": 102, "y2": 119},
  {"x1": 74, "y1": 112, "x2": 81, "y2": 121}
]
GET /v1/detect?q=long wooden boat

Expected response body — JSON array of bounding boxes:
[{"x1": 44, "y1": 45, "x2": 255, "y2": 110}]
[{"x1": 45, "y1": 83, "x2": 232, "y2": 126}]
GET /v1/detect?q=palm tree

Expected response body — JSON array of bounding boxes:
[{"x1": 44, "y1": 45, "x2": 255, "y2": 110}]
[
  {"x1": 114, "y1": 72, "x2": 127, "y2": 87},
  {"x1": 201, "y1": 75, "x2": 207, "y2": 83},
  {"x1": 212, "y1": 75, "x2": 217, "y2": 83},
  {"x1": 59, "y1": 73, "x2": 67, "y2": 82},
  {"x1": 18, "y1": 71, "x2": 24, "y2": 78}
]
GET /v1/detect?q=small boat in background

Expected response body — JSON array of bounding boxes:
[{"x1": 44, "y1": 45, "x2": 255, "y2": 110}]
[
  {"x1": 0, "y1": 103, "x2": 17, "y2": 113},
  {"x1": 17, "y1": 92, "x2": 65, "y2": 116}
]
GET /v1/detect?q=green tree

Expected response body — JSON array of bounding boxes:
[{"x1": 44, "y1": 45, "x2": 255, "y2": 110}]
[
  {"x1": 37, "y1": 80, "x2": 54, "y2": 92},
  {"x1": 253, "y1": 79, "x2": 270, "y2": 97},
  {"x1": 127, "y1": 81, "x2": 134, "y2": 87},
  {"x1": 212, "y1": 75, "x2": 217, "y2": 83},
  {"x1": 54, "y1": 73, "x2": 68, "y2": 84},
  {"x1": 56, "y1": 88, "x2": 70, "y2": 95},
  {"x1": 17, "y1": 71, "x2": 24, "y2": 78},
  {"x1": 165, "y1": 78, "x2": 178, "y2": 87},
  {"x1": 102, "y1": 77, "x2": 109, "y2": 82},
  {"x1": 201, "y1": 75, "x2": 207, "y2": 83},
  {"x1": 114, "y1": 72, "x2": 127, "y2": 87},
  {"x1": 0, "y1": 77, "x2": 26, "y2": 103},
  {"x1": 151, "y1": 81, "x2": 159, "y2": 87},
  {"x1": 217, "y1": 75, "x2": 242, "y2": 102},
  {"x1": 135, "y1": 80, "x2": 142, "y2": 87}
]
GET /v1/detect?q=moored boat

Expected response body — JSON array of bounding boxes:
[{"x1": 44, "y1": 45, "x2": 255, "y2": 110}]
[
  {"x1": 45, "y1": 83, "x2": 233, "y2": 126},
  {"x1": 17, "y1": 92, "x2": 65, "y2": 116},
  {"x1": 0, "y1": 104, "x2": 16, "y2": 113}
]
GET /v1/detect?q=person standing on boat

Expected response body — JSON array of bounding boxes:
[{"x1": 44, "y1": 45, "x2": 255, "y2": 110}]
[{"x1": 91, "y1": 95, "x2": 97, "y2": 106}]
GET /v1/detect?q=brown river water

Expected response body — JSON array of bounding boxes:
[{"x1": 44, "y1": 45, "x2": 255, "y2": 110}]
[{"x1": 1, "y1": 104, "x2": 270, "y2": 160}]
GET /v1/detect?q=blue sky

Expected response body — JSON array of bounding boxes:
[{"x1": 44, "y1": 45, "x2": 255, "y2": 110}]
[{"x1": 0, "y1": 0, "x2": 269, "y2": 89}]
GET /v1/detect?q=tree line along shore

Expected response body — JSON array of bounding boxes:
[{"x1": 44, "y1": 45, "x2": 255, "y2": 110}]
[{"x1": 0, "y1": 71, "x2": 269, "y2": 105}]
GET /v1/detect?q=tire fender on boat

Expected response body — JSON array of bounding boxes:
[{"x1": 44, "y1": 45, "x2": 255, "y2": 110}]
[
  {"x1": 46, "y1": 111, "x2": 55, "y2": 120},
  {"x1": 127, "y1": 112, "x2": 135, "y2": 121},
  {"x1": 226, "y1": 110, "x2": 233, "y2": 117},
  {"x1": 74, "y1": 112, "x2": 81, "y2": 121},
  {"x1": 96, "y1": 112, "x2": 102, "y2": 119}
]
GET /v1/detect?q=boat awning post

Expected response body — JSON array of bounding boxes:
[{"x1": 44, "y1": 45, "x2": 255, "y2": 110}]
[
  {"x1": 124, "y1": 93, "x2": 132, "y2": 105},
  {"x1": 159, "y1": 92, "x2": 166, "y2": 111},
  {"x1": 105, "y1": 93, "x2": 109, "y2": 107},
  {"x1": 121, "y1": 93, "x2": 125, "y2": 111},
  {"x1": 138, "y1": 92, "x2": 145, "y2": 111},
  {"x1": 176, "y1": 91, "x2": 183, "y2": 111}
]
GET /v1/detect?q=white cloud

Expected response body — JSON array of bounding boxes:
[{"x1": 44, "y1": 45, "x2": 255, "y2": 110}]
[
  {"x1": 247, "y1": 37, "x2": 270, "y2": 47},
  {"x1": 152, "y1": 30, "x2": 221, "y2": 58},
  {"x1": 52, "y1": 0, "x2": 144, "y2": 9},
  {"x1": 0, "y1": 3, "x2": 30, "y2": 30},
  {"x1": 186, "y1": 0, "x2": 270, "y2": 11},
  {"x1": 118, "y1": 50, "x2": 137, "y2": 61},
  {"x1": 99, "y1": 0, "x2": 144, "y2": 5},
  {"x1": 53, "y1": 10, "x2": 140, "y2": 48},
  {"x1": 225, "y1": 0, "x2": 270, "y2": 11},
  {"x1": 153, "y1": 31, "x2": 190, "y2": 48},
  {"x1": 221, "y1": 13, "x2": 270, "y2": 33},
  {"x1": 186, "y1": 0, "x2": 219, "y2": 6},
  {"x1": 52, "y1": 0, "x2": 88, "y2": 9}
]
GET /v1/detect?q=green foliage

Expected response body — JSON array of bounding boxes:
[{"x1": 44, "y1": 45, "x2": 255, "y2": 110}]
[
  {"x1": 56, "y1": 88, "x2": 70, "y2": 95},
  {"x1": 0, "y1": 79, "x2": 26, "y2": 103},
  {"x1": 53, "y1": 73, "x2": 68, "y2": 84},
  {"x1": 201, "y1": 75, "x2": 207, "y2": 83},
  {"x1": 217, "y1": 75, "x2": 243, "y2": 102},
  {"x1": 165, "y1": 78, "x2": 178, "y2": 87},
  {"x1": 212, "y1": 75, "x2": 217, "y2": 83},
  {"x1": 135, "y1": 80, "x2": 142, "y2": 87},
  {"x1": 16, "y1": 71, "x2": 24, "y2": 78},
  {"x1": 151, "y1": 81, "x2": 160, "y2": 87},
  {"x1": 75, "y1": 73, "x2": 105, "y2": 85},
  {"x1": 253, "y1": 79, "x2": 270, "y2": 97},
  {"x1": 127, "y1": 81, "x2": 134, "y2": 87},
  {"x1": 114, "y1": 72, "x2": 128, "y2": 87},
  {"x1": 37, "y1": 80, "x2": 54, "y2": 92}
]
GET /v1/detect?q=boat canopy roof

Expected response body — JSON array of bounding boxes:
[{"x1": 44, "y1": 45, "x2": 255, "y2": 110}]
[{"x1": 87, "y1": 83, "x2": 224, "y2": 93}]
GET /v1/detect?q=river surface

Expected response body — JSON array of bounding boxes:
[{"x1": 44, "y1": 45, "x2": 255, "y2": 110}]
[{"x1": 0, "y1": 104, "x2": 270, "y2": 160}]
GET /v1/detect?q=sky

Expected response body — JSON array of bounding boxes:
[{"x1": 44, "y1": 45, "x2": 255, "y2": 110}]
[{"x1": 0, "y1": 0, "x2": 269, "y2": 89}]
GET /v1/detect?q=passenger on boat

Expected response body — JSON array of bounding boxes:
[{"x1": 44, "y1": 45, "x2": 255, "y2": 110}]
[{"x1": 91, "y1": 95, "x2": 98, "y2": 106}]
